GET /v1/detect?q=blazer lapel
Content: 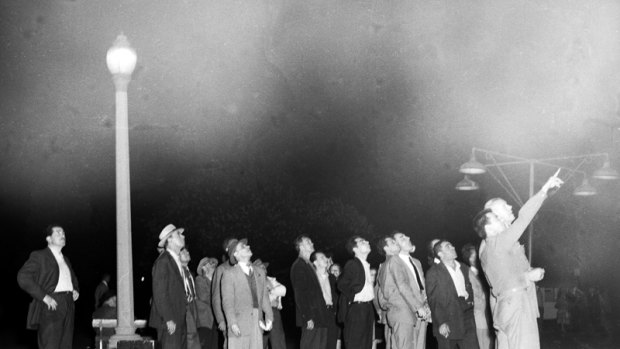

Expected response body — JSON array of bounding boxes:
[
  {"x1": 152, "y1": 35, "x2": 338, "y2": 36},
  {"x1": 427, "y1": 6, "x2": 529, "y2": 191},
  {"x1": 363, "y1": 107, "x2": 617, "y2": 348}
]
[
  {"x1": 439, "y1": 262, "x2": 461, "y2": 299},
  {"x1": 44, "y1": 247, "x2": 60, "y2": 286}
]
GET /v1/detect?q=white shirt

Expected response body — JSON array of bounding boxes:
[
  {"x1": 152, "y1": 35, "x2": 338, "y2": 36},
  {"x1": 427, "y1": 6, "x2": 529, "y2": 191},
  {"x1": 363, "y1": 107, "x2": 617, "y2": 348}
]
[
  {"x1": 316, "y1": 271, "x2": 333, "y2": 306},
  {"x1": 50, "y1": 247, "x2": 73, "y2": 292},
  {"x1": 239, "y1": 262, "x2": 253, "y2": 276},
  {"x1": 353, "y1": 257, "x2": 375, "y2": 302},
  {"x1": 167, "y1": 249, "x2": 184, "y2": 276},
  {"x1": 444, "y1": 260, "x2": 469, "y2": 299}
]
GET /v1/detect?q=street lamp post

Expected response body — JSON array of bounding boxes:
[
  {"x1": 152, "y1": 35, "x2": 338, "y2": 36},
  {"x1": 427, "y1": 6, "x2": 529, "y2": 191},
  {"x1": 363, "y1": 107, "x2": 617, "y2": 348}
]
[
  {"x1": 457, "y1": 147, "x2": 618, "y2": 263},
  {"x1": 106, "y1": 34, "x2": 141, "y2": 347}
]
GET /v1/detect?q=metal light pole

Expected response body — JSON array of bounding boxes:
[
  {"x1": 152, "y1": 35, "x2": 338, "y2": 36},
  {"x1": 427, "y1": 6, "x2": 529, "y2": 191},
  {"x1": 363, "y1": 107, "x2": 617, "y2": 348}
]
[
  {"x1": 106, "y1": 34, "x2": 141, "y2": 347},
  {"x1": 457, "y1": 147, "x2": 618, "y2": 263}
]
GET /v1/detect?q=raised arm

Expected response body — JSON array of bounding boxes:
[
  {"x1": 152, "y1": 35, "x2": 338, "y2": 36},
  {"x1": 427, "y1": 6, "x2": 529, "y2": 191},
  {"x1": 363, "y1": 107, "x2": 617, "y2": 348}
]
[{"x1": 502, "y1": 174, "x2": 563, "y2": 245}]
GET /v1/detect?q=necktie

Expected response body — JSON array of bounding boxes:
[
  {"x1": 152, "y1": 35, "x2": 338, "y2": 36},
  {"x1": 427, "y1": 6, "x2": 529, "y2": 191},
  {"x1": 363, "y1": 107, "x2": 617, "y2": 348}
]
[
  {"x1": 183, "y1": 267, "x2": 195, "y2": 303},
  {"x1": 409, "y1": 257, "x2": 424, "y2": 291}
]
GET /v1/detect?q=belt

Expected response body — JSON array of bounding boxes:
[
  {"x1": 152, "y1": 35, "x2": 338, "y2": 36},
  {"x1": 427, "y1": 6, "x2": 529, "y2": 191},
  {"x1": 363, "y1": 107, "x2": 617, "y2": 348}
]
[
  {"x1": 53, "y1": 291, "x2": 73, "y2": 295},
  {"x1": 326, "y1": 305, "x2": 334, "y2": 309},
  {"x1": 458, "y1": 297, "x2": 474, "y2": 308},
  {"x1": 494, "y1": 286, "x2": 528, "y2": 299},
  {"x1": 352, "y1": 300, "x2": 372, "y2": 304}
]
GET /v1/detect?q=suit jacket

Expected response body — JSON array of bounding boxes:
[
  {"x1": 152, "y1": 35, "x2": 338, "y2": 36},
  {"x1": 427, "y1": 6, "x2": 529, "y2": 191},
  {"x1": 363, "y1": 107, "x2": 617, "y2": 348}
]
[
  {"x1": 290, "y1": 257, "x2": 330, "y2": 327},
  {"x1": 196, "y1": 275, "x2": 215, "y2": 329},
  {"x1": 212, "y1": 260, "x2": 233, "y2": 327},
  {"x1": 328, "y1": 273, "x2": 339, "y2": 309},
  {"x1": 426, "y1": 261, "x2": 474, "y2": 340},
  {"x1": 94, "y1": 281, "x2": 109, "y2": 308},
  {"x1": 221, "y1": 264, "x2": 273, "y2": 336},
  {"x1": 374, "y1": 259, "x2": 390, "y2": 324},
  {"x1": 336, "y1": 257, "x2": 367, "y2": 323},
  {"x1": 149, "y1": 250, "x2": 187, "y2": 330},
  {"x1": 379, "y1": 254, "x2": 427, "y2": 327},
  {"x1": 17, "y1": 247, "x2": 79, "y2": 329}
]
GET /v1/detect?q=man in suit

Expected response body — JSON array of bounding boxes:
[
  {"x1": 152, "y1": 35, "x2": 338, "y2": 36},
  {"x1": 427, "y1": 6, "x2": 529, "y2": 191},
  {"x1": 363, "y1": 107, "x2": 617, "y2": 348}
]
[
  {"x1": 18, "y1": 224, "x2": 80, "y2": 349},
  {"x1": 149, "y1": 224, "x2": 189, "y2": 349},
  {"x1": 310, "y1": 251, "x2": 340, "y2": 349},
  {"x1": 181, "y1": 248, "x2": 201, "y2": 349},
  {"x1": 337, "y1": 236, "x2": 375, "y2": 349},
  {"x1": 473, "y1": 174, "x2": 562, "y2": 349},
  {"x1": 381, "y1": 231, "x2": 430, "y2": 349},
  {"x1": 290, "y1": 235, "x2": 330, "y2": 349},
  {"x1": 426, "y1": 240, "x2": 478, "y2": 349},
  {"x1": 94, "y1": 273, "x2": 110, "y2": 309},
  {"x1": 196, "y1": 257, "x2": 219, "y2": 349},
  {"x1": 213, "y1": 238, "x2": 235, "y2": 348},
  {"x1": 375, "y1": 235, "x2": 401, "y2": 349},
  {"x1": 254, "y1": 259, "x2": 287, "y2": 349},
  {"x1": 222, "y1": 239, "x2": 273, "y2": 349}
]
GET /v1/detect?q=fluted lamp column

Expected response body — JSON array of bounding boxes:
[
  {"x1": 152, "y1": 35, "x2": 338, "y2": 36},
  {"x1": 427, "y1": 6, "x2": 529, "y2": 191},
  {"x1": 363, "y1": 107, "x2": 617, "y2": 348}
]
[{"x1": 106, "y1": 34, "x2": 141, "y2": 347}]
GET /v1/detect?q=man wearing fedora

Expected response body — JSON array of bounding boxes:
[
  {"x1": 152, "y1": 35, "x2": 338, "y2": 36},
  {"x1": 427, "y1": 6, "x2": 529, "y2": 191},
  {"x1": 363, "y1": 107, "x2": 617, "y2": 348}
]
[
  {"x1": 150, "y1": 224, "x2": 188, "y2": 349},
  {"x1": 222, "y1": 239, "x2": 273, "y2": 349},
  {"x1": 196, "y1": 257, "x2": 219, "y2": 349},
  {"x1": 213, "y1": 238, "x2": 235, "y2": 349}
]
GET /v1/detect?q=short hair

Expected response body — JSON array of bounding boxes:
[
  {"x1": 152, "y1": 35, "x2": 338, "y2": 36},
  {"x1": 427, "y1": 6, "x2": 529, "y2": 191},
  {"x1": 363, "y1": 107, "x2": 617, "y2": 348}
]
[
  {"x1": 45, "y1": 224, "x2": 62, "y2": 238},
  {"x1": 294, "y1": 235, "x2": 310, "y2": 253},
  {"x1": 461, "y1": 243, "x2": 477, "y2": 266},
  {"x1": 375, "y1": 236, "x2": 392, "y2": 256},
  {"x1": 427, "y1": 238, "x2": 440, "y2": 257},
  {"x1": 346, "y1": 235, "x2": 362, "y2": 256},
  {"x1": 484, "y1": 197, "x2": 503, "y2": 209},
  {"x1": 390, "y1": 230, "x2": 403, "y2": 240},
  {"x1": 433, "y1": 239, "x2": 449, "y2": 259},
  {"x1": 329, "y1": 263, "x2": 341, "y2": 272},
  {"x1": 310, "y1": 250, "x2": 324, "y2": 264},
  {"x1": 473, "y1": 208, "x2": 493, "y2": 239}
]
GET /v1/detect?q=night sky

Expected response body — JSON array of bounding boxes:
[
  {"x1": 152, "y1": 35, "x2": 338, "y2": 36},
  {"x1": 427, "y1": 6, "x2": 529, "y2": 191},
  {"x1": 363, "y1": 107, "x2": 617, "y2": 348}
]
[{"x1": 2, "y1": 0, "x2": 620, "y2": 347}]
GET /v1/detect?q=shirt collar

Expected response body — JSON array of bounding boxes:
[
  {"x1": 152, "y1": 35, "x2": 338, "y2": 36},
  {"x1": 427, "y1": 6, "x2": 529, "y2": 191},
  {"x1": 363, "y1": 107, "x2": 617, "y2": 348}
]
[{"x1": 239, "y1": 262, "x2": 252, "y2": 275}]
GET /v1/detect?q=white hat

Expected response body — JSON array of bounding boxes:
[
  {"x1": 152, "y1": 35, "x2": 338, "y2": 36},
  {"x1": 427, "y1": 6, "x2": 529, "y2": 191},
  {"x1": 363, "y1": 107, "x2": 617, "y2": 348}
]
[{"x1": 158, "y1": 224, "x2": 184, "y2": 248}]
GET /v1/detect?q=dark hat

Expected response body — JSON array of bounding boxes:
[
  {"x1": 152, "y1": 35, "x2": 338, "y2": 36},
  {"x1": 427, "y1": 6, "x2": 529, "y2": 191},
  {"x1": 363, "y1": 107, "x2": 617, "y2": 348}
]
[
  {"x1": 252, "y1": 258, "x2": 269, "y2": 269},
  {"x1": 197, "y1": 257, "x2": 219, "y2": 275},
  {"x1": 222, "y1": 237, "x2": 235, "y2": 252},
  {"x1": 227, "y1": 238, "x2": 247, "y2": 265}
]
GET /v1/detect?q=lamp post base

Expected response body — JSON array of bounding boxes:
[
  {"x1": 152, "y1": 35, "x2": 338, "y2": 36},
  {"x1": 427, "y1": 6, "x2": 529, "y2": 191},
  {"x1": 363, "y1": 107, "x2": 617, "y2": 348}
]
[{"x1": 108, "y1": 334, "x2": 145, "y2": 349}]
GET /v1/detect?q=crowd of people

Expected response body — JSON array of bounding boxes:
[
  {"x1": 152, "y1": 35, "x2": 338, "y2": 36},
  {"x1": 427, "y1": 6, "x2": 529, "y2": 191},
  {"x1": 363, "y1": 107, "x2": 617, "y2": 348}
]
[{"x1": 19, "y1": 172, "x2": 571, "y2": 349}]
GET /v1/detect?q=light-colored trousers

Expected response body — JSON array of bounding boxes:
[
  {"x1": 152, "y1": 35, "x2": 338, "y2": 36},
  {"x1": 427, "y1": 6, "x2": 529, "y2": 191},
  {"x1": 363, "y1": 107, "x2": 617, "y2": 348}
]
[
  {"x1": 476, "y1": 328, "x2": 493, "y2": 349},
  {"x1": 390, "y1": 320, "x2": 427, "y2": 349},
  {"x1": 228, "y1": 309, "x2": 262, "y2": 349},
  {"x1": 492, "y1": 288, "x2": 539, "y2": 349}
]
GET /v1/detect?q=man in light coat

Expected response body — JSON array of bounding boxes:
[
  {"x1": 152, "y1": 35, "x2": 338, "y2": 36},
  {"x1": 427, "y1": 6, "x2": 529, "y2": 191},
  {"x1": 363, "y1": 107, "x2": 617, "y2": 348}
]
[
  {"x1": 222, "y1": 239, "x2": 273, "y2": 349},
  {"x1": 381, "y1": 231, "x2": 430, "y2": 349}
]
